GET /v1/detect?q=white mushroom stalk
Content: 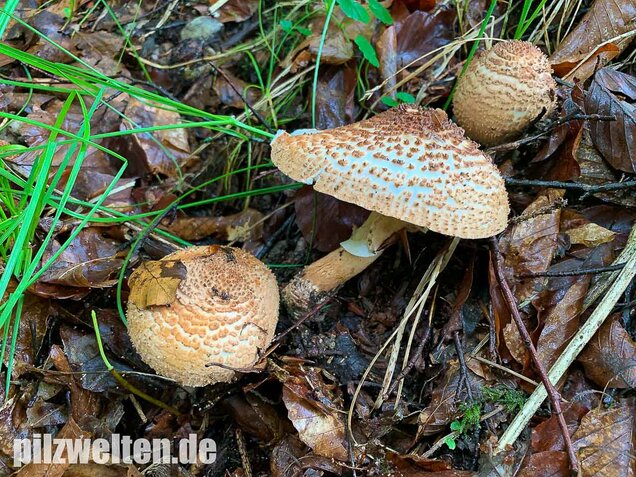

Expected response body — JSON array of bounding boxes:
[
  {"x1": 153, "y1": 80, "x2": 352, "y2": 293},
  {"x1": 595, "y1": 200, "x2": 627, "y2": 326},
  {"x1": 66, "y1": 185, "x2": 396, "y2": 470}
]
[{"x1": 271, "y1": 106, "x2": 510, "y2": 316}]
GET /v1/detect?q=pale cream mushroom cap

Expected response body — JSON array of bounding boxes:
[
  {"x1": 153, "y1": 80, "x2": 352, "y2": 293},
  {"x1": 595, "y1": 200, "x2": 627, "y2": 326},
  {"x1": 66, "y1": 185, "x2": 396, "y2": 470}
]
[
  {"x1": 453, "y1": 40, "x2": 556, "y2": 146},
  {"x1": 126, "y1": 246, "x2": 279, "y2": 387},
  {"x1": 271, "y1": 105, "x2": 509, "y2": 239}
]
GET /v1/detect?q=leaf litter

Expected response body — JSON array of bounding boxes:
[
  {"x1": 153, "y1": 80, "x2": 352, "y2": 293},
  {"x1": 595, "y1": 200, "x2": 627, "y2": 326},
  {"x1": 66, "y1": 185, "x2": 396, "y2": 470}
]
[{"x1": 1, "y1": 1, "x2": 636, "y2": 476}]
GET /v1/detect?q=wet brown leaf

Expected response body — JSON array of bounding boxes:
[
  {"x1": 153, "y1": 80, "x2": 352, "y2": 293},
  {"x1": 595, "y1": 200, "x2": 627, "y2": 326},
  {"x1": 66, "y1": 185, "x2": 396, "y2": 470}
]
[
  {"x1": 216, "y1": 0, "x2": 258, "y2": 23},
  {"x1": 535, "y1": 242, "x2": 613, "y2": 371},
  {"x1": 224, "y1": 393, "x2": 290, "y2": 443},
  {"x1": 281, "y1": 364, "x2": 349, "y2": 461},
  {"x1": 578, "y1": 315, "x2": 636, "y2": 389},
  {"x1": 3, "y1": 294, "x2": 50, "y2": 378},
  {"x1": 115, "y1": 97, "x2": 195, "y2": 177},
  {"x1": 571, "y1": 399, "x2": 635, "y2": 477},
  {"x1": 531, "y1": 403, "x2": 589, "y2": 453},
  {"x1": 585, "y1": 68, "x2": 636, "y2": 173},
  {"x1": 577, "y1": 129, "x2": 636, "y2": 207},
  {"x1": 308, "y1": 22, "x2": 354, "y2": 65},
  {"x1": 517, "y1": 451, "x2": 569, "y2": 477},
  {"x1": 270, "y1": 435, "x2": 308, "y2": 477},
  {"x1": 25, "y1": 398, "x2": 68, "y2": 428},
  {"x1": 162, "y1": 208, "x2": 264, "y2": 242},
  {"x1": 377, "y1": 6, "x2": 455, "y2": 87},
  {"x1": 567, "y1": 223, "x2": 616, "y2": 247},
  {"x1": 550, "y1": 0, "x2": 636, "y2": 82},
  {"x1": 417, "y1": 362, "x2": 483, "y2": 437},
  {"x1": 214, "y1": 70, "x2": 261, "y2": 109},
  {"x1": 294, "y1": 186, "x2": 369, "y2": 252},
  {"x1": 315, "y1": 65, "x2": 358, "y2": 129},
  {"x1": 490, "y1": 189, "x2": 564, "y2": 364},
  {"x1": 37, "y1": 228, "x2": 124, "y2": 292},
  {"x1": 14, "y1": 418, "x2": 89, "y2": 477},
  {"x1": 45, "y1": 345, "x2": 102, "y2": 424},
  {"x1": 386, "y1": 451, "x2": 474, "y2": 476}
]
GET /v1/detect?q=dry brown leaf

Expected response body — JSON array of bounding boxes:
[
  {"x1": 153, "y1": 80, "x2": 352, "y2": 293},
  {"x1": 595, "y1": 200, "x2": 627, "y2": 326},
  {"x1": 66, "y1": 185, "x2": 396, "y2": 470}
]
[
  {"x1": 127, "y1": 258, "x2": 187, "y2": 309},
  {"x1": 572, "y1": 399, "x2": 635, "y2": 477},
  {"x1": 281, "y1": 365, "x2": 348, "y2": 461},
  {"x1": 567, "y1": 223, "x2": 616, "y2": 247},
  {"x1": 550, "y1": 0, "x2": 636, "y2": 82},
  {"x1": 578, "y1": 315, "x2": 636, "y2": 389}
]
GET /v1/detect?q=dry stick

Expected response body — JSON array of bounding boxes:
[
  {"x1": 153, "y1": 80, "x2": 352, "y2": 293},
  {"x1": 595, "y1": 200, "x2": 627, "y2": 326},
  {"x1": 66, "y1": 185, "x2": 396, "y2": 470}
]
[
  {"x1": 489, "y1": 238, "x2": 579, "y2": 473},
  {"x1": 497, "y1": 225, "x2": 636, "y2": 453}
]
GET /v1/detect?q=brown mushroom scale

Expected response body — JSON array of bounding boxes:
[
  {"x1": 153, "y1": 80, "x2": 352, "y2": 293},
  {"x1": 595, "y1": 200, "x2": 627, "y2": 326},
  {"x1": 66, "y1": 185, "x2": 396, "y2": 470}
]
[
  {"x1": 127, "y1": 245, "x2": 279, "y2": 387},
  {"x1": 271, "y1": 106, "x2": 509, "y2": 316}
]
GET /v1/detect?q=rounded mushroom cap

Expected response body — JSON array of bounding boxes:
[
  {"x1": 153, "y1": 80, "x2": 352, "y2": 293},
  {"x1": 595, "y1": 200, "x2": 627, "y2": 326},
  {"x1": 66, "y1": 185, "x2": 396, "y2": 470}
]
[
  {"x1": 453, "y1": 40, "x2": 556, "y2": 146},
  {"x1": 126, "y1": 246, "x2": 279, "y2": 387},
  {"x1": 271, "y1": 106, "x2": 509, "y2": 239}
]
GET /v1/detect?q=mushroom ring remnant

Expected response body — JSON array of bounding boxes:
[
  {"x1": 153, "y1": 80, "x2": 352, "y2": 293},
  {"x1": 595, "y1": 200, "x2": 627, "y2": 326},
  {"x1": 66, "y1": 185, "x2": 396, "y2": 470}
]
[
  {"x1": 453, "y1": 40, "x2": 556, "y2": 146},
  {"x1": 271, "y1": 106, "x2": 509, "y2": 316},
  {"x1": 126, "y1": 245, "x2": 280, "y2": 387}
]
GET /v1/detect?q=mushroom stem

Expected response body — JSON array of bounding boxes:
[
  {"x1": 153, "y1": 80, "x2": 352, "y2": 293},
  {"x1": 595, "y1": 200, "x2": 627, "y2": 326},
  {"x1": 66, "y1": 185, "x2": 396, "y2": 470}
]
[{"x1": 283, "y1": 212, "x2": 407, "y2": 317}]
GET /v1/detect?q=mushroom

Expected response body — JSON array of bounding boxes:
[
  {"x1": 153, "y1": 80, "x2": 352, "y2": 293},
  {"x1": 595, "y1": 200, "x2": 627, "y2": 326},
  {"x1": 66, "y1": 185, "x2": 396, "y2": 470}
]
[
  {"x1": 126, "y1": 245, "x2": 279, "y2": 386},
  {"x1": 452, "y1": 40, "x2": 556, "y2": 146},
  {"x1": 271, "y1": 105, "x2": 509, "y2": 316}
]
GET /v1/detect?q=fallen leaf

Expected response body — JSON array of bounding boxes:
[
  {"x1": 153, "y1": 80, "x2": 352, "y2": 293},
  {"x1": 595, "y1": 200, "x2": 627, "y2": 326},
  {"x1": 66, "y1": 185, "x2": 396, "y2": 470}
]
[
  {"x1": 215, "y1": 0, "x2": 258, "y2": 23},
  {"x1": 578, "y1": 315, "x2": 636, "y2": 389},
  {"x1": 281, "y1": 364, "x2": 349, "y2": 461},
  {"x1": 114, "y1": 97, "x2": 195, "y2": 177},
  {"x1": 567, "y1": 223, "x2": 616, "y2": 247},
  {"x1": 127, "y1": 258, "x2": 187, "y2": 309},
  {"x1": 530, "y1": 403, "x2": 589, "y2": 453},
  {"x1": 315, "y1": 65, "x2": 358, "y2": 129},
  {"x1": 577, "y1": 127, "x2": 636, "y2": 207},
  {"x1": 161, "y1": 208, "x2": 264, "y2": 242},
  {"x1": 417, "y1": 362, "x2": 483, "y2": 438},
  {"x1": 37, "y1": 228, "x2": 124, "y2": 293},
  {"x1": 294, "y1": 186, "x2": 369, "y2": 252},
  {"x1": 585, "y1": 68, "x2": 636, "y2": 173},
  {"x1": 517, "y1": 451, "x2": 569, "y2": 477},
  {"x1": 550, "y1": 0, "x2": 636, "y2": 82},
  {"x1": 571, "y1": 399, "x2": 635, "y2": 477},
  {"x1": 490, "y1": 189, "x2": 564, "y2": 364}
]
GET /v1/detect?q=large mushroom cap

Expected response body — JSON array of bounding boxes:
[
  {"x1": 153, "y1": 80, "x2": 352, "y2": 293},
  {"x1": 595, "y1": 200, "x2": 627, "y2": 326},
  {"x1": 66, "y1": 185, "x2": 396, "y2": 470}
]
[
  {"x1": 126, "y1": 246, "x2": 279, "y2": 387},
  {"x1": 271, "y1": 106, "x2": 509, "y2": 239},
  {"x1": 453, "y1": 40, "x2": 556, "y2": 146}
]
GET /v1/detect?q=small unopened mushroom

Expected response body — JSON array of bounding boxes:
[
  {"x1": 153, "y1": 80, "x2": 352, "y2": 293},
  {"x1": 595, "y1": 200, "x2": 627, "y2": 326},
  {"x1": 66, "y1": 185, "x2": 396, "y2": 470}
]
[
  {"x1": 126, "y1": 245, "x2": 279, "y2": 386},
  {"x1": 453, "y1": 40, "x2": 556, "y2": 146},
  {"x1": 271, "y1": 105, "x2": 509, "y2": 316}
]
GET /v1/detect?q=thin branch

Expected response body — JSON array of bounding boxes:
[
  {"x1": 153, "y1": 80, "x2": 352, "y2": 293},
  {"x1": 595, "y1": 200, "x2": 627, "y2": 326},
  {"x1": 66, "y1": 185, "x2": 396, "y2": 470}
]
[
  {"x1": 489, "y1": 238, "x2": 579, "y2": 473},
  {"x1": 520, "y1": 263, "x2": 625, "y2": 278},
  {"x1": 505, "y1": 178, "x2": 636, "y2": 195},
  {"x1": 487, "y1": 113, "x2": 616, "y2": 154}
]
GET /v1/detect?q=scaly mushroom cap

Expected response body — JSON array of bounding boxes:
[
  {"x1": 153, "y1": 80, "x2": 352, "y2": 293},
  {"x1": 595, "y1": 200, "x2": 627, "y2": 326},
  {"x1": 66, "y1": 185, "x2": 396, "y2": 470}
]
[
  {"x1": 453, "y1": 40, "x2": 556, "y2": 146},
  {"x1": 126, "y1": 246, "x2": 279, "y2": 387},
  {"x1": 271, "y1": 106, "x2": 509, "y2": 239}
]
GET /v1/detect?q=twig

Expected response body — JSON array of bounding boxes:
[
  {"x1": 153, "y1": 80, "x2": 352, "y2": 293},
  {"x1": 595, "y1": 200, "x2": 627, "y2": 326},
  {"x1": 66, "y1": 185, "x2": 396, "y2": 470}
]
[
  {"x1": 454, "y1": 331, "x2": 474, "y2": 402},
  {"x1": 487, "y1": 113, "x2": 616, "y2": 154},
  {"x1": 505, "y1": 178, "x2": 636, "y2": 195},
  {"x1": 520, "y1": 263, "x2": 625, "y2": 278},
  {"x1": 489, "y1": 238, "x2": 579, "y2": 473},
  {"x1": 496, "y1": 225, "x2": 636, "y2": 454}
]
